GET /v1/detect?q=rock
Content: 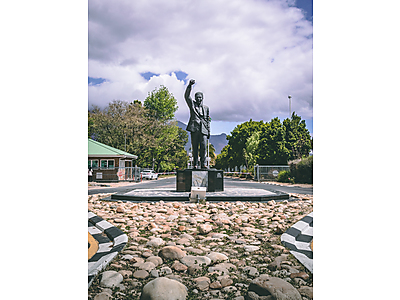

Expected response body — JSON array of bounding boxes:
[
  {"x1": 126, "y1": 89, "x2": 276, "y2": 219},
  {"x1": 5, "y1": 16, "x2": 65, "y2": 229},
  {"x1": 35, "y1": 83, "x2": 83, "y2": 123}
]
[
  {"x1": 172, "y1": 261, "x2": 188, "y2": 272},
  {"x1": 210, "y1": 281, "x2": 222, "y2": 289},
  {"x1": 142, "y1": 251, "x2": 153, "y2": 258},
  {"x1": 243, "y1": 245, "x2": 260, "y2": 252},
  {"x1": 298, "y1": 286, "x2": 313, "y2": 299},
  {"x1": 268, "y1": 254, "x2": 289, "y2": 271},
  {"x1": 193, "y1": 276, "x2": 210, "y2": 291},
  {"x1": 158, "y1": 246, "x2": 186, "y2": 260},
  {"x1": 133, "y1": 270, "x2": 149, "y2": 279},
  {"x1": 198, "y1": 224, "x2": 213, "y2": 234},
  {"x1": 243, "y1": 266, "x2": 259, "y2": 277},
  {"x1": 138, "y1": 261, "x2": 156, "y2": 272},
  {"x1": 159, "y1": 266, "x2": 173, "y2": 276},
  {"x1": 121, "y1": 254, "x2": 134, "y2": 261},
  {"x1": 116, "y1": 206, "x2": 125, "y2": 213},
  {"x1": 207, "y1": 252, "x2": 229, "y2": 263},
  {"x1": 289, "y1": 272, "x2": 309, "y2": 280},
  {"x1": 220, "y1": 276, "x2": 233, "y2": 287},
  {"x1": 146, "y1": 238, "x2": 165, "y2": 247},
  {"x1": 180, "y1": 255, "x2": 211, "y2": 267},
  {"x1": 94, "y1": 292, "x2": 112, "y2": 300},
  {"x1": 118, "y1": 270, "x2": 132, "y2": 279},
  {"x1": 114, "y1": 218, "x2": 126, "y2": 223},
  {"x1": 248, "y1": 275, "x2": 301, "y2": 300},
  {"x1": 146, "y1": 256, "x2": 163, "y2": 267},
  {"x1": 140, "y1": 277, "x2": 188, "y2": 300},
  {"x1": 150, "y1": 269, "x2": 159, "y2": 278},
  {"x1": 100, "y1": 271, "x2": 123, "y2": 288}
]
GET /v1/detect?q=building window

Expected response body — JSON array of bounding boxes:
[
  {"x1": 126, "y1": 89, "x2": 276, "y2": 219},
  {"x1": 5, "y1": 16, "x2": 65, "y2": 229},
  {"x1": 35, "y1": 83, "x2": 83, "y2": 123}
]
[
  {"x1": 88, "y1": 160, "x2": 99, "y2": 169},
  {"x1": 100, "y1": 159, "x2": 115, "y2": 169}
]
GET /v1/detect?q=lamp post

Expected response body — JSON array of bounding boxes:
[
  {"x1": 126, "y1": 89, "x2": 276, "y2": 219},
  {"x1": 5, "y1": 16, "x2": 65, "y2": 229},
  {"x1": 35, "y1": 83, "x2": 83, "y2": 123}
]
[{"x1": 288, "y1": 95, "x2": 292, "y2": 118}]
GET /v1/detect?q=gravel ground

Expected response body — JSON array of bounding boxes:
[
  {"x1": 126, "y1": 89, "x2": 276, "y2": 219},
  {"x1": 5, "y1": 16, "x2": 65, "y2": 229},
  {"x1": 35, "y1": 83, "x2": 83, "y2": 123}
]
[{"x1": 88, "y1": 191, "x2": 313, "y2": 300}]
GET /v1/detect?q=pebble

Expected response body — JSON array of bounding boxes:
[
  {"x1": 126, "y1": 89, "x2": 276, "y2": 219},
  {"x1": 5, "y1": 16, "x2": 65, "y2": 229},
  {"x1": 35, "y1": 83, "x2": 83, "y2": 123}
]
[
  {"x1": 141, "y1": 277, "x2": 188, "y2": 300},
  {"x1": 100, "y1": 271, "x2": 123, "y2": 288},
  {"x1": 88, "y1": 195, "x2": 314, "y2": 300}
]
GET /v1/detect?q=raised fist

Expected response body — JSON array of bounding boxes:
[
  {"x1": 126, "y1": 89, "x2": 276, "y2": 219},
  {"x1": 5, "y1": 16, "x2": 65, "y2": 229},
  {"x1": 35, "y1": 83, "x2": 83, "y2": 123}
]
[{"x1": 189, "y1": 79, "x2": 195, "y2": 85}]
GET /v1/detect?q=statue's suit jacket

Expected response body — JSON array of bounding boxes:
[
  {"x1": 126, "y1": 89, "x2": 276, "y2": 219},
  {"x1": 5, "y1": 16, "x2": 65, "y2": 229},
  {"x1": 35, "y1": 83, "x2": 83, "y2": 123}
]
[{"x1": 185, "y1": 88, "x2": 210, "y2": 136}]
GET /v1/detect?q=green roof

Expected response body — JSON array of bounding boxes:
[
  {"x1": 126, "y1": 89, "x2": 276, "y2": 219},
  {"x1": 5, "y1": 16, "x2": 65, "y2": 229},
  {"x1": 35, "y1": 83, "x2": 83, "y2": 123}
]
[{"x1": 88, "y1": 139, "x2": 137, "y2": 159}]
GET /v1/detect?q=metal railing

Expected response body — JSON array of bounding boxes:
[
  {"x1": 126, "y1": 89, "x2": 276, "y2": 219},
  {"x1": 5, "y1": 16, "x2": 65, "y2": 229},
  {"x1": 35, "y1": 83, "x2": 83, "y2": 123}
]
[{"x1": 253, "y1": 165, "x2": 290, "y2": 181}]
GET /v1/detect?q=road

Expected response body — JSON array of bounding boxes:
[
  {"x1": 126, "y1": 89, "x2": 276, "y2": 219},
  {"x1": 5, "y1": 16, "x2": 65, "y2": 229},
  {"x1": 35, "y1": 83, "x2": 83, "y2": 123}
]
[{"x1": 88, "y1": 176, "x2": 312, "y2": 195}]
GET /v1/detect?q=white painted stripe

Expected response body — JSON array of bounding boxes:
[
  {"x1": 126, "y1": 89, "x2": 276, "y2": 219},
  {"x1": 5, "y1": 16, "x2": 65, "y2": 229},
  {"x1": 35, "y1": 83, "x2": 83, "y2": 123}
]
[
  {"x1": 95, "y1": 220, "x2": 114, "y2": 231},
  {"x1": 88, "y1": 212, "x2": 96, "y2": 219},
  {"x1": 292, "y1": 220, "x2": 313, "y2": 232},
  {"x1": 97, "y1": 242, "x2": 114, "y2": 253},
  {"x1": 113, "y1": 234, "x2": 128, "y2": 245},
  {"x1": 88, "y1": 226, "x2": 102, "y2": 235},
  {"x1": 281, "y1": 233, "x2": 312, "y2": 251}
]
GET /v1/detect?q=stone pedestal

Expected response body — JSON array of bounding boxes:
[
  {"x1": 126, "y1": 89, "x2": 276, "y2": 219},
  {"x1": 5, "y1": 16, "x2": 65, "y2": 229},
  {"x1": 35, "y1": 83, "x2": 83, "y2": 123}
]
[{"x1": 176, "y1": 169, "x2": 224, "y2": 192}]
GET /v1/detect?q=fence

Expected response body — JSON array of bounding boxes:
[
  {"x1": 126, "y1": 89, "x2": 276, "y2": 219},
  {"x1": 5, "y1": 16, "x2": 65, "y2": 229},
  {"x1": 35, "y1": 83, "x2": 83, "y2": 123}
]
[
  {"x1": 253, "y1": 165, "x2": 290, "y2": 182},
  {"x1": 92, "y1": 167, "x2": 142, "y2": 182}
]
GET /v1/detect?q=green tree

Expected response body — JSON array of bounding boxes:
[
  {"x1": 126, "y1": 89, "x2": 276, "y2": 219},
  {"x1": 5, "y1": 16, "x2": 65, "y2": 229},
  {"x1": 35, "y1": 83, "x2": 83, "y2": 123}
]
[
  {"x1": 215, "y1": 144, "x2": 233, "y2": 170},
  {"x1": 243, "y1": 131, "x2": 260, "y2": 170},
  {"x1": 88, "y1": 95, "x2": 188, "y2": 171},
  {"x1": 144, "y1": 85, "x2": 178, "y2": 122},
  {"x1": 283, "y1": 113, "x2": 312, "y2": 160},
  {"x1": 257, "y1": 117, "x2": 290, "y2": 165},
  {"x1": 226, "y1": 119, "x2": 264, "y2": 169}
]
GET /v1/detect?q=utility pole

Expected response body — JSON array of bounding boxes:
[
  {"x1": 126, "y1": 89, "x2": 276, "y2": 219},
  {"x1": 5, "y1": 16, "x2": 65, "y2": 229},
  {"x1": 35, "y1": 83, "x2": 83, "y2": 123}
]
[{"x1": 288, "y1": 95, "x2": 292, "y2": 118}]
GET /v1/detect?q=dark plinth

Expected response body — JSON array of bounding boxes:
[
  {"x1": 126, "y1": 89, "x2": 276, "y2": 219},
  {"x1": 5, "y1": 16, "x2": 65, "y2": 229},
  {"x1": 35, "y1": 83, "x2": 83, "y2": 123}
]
[{"x1": 176, "y1": 169, "x2": 224, "y2": 192}]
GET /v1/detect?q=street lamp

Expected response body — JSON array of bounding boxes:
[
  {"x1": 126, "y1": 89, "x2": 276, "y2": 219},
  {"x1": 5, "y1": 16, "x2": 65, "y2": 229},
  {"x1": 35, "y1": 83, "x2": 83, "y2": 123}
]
[{"x1": 288, "y1": 95, "x2": 292, "y2": 118}]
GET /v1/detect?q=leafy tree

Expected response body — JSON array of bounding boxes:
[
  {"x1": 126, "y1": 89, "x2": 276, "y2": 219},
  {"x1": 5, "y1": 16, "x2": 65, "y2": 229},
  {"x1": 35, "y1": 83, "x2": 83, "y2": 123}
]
[
  {"x1": 144, "y1": 85, "x2": 178, "y2": 122},
  {"x1": 283, "y1": 113, "x2": 312, "y2": 160},
  {"x1": 243, "y1": 131, "x2": 260, "y2": 170},
  {"x1": 257, "y1": 117, "x2": 290, "y2": 165},
  {"x1": 225, "y1": 119, "x2": 264, "y2": 169},
  {"x1": 89, "y1": 88, "x2": 187, "y2": 172},
  {"x1": 215, "y1": 144, "x2": 233, "y2": 171}
]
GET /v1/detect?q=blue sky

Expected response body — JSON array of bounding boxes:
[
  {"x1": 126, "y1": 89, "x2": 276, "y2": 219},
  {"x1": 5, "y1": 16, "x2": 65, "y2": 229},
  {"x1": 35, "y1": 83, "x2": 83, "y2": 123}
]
[{"x1": 88, "y1": 0, "x2": 313, "y2": 136}]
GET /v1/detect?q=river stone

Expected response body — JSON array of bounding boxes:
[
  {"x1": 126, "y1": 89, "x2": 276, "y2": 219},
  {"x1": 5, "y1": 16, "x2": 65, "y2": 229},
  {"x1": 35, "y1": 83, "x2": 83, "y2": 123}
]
[
  {"x1": 146, "y1": 256, "x2": 163, "y2": 267},
  {"x1": 140, "y1": 277, "x2": 188, "y2": 300},
  {"x1": 198, "y1": 224, "x2": 213, "y2": 234},
  {"x1": 146, "y1": 238, "x2": 165, "y2": 247},
  {"x1": 298, "y1": 286, "x2": 313, "y2": 299},
  {"x1": 133, "y1": 270, "x2": 149, "y2": 279},
  {"x1": 207, "y1": 252, "x2": 229, "y2": 263},
  {"x1": 243, "y1": 245, "x2": 260, "y2": 252},
  {"x1": 139, "y1": 261, "x2": 156, "y2": 272},
  {"x1": 180, "y1": 255, "x2": 211, "y2": 267},
  {"x1": 100, "y1": 271, "x2": 123, "y2": 288},
  {"x1": 94, "y1": 292, "x2": 112, "y2": 300},
  {"x1": 158, "y1": 246, "x2": 186, "y2": 260},
  {"x1": 248, "y1": 275, "x2": 301, "y2": 300}
]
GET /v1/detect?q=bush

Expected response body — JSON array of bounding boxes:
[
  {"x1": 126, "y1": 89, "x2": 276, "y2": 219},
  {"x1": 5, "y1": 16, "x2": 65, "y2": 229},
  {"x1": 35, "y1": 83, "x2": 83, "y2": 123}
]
[
  {"x1": 289, "y1": 155, "x2": 313, "y2": 183},
  {"x1": 277, "y1": 170, "x2": 295, "y2": 183}
]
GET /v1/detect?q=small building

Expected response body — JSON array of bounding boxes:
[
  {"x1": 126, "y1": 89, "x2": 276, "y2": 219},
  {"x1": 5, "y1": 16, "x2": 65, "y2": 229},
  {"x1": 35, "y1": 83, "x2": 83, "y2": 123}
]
[{"x1": 88, "y1": 139, "x2": 138, "y2": 182}]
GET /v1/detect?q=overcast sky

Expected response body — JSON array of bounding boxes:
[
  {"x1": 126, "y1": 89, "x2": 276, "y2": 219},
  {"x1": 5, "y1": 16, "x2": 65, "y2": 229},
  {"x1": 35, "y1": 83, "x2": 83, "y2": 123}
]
[{"x1": 88, "y1": 0, "x2": 313, "y2": 135}]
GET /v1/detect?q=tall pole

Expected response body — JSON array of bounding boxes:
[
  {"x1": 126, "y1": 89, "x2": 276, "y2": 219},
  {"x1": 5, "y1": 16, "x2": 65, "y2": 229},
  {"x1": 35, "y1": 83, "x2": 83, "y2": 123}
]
[{"x1": 288, "y1": 95, "x2": 292, "y2": 118}]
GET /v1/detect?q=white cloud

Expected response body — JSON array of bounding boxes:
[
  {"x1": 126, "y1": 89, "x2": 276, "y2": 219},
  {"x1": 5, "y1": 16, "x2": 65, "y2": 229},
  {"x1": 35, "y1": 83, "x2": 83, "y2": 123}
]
[{"x1": 89, "y1": 0, "x2": 313, "y2": 123}]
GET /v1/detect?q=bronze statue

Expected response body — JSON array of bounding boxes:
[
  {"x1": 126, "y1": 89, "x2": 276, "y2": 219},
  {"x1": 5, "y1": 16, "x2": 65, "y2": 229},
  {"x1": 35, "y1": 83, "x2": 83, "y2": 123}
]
[{"x1": 184, "y1": 79, "x2": 210, "y2": 169}]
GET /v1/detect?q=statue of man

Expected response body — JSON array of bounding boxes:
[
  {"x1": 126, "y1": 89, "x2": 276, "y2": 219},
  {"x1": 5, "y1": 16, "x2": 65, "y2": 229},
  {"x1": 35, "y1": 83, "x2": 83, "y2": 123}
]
[{"x1": 184, "y1": 79, "x2": 210, "y2": 169}]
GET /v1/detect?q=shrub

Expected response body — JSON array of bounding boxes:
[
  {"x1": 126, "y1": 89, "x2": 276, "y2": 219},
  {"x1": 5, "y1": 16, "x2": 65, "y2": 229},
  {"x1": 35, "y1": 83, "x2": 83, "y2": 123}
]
[
  {"x1": 289, "y1": 155, "x2": 313, "y2": 183},
  {"x1": 277, "y1": 170, "x2": 294, "y2": 183}
]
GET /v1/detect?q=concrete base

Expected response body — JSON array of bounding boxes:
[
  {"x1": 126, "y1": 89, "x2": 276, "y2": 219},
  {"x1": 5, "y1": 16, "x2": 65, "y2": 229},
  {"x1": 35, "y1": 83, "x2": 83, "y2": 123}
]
[
  {"x1": 110, "y1": 187, "x2": 289, "y2": 202},
  {"x1": 176, "y1": 169, "x2": 224, "y2": 192}
]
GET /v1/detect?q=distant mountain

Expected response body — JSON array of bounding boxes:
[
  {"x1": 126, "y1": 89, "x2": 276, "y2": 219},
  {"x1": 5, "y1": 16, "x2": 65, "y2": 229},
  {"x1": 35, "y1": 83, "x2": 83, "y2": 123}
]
[{"x1": 176, "y1": 120, "x2": 228, "y2": 155}]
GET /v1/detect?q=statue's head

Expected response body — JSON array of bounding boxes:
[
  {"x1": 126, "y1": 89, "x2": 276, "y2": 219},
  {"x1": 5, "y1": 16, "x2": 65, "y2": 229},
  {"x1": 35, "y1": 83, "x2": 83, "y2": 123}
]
[{"x1": 195, "y1": 92, "x2": 203, "y2": 105}]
